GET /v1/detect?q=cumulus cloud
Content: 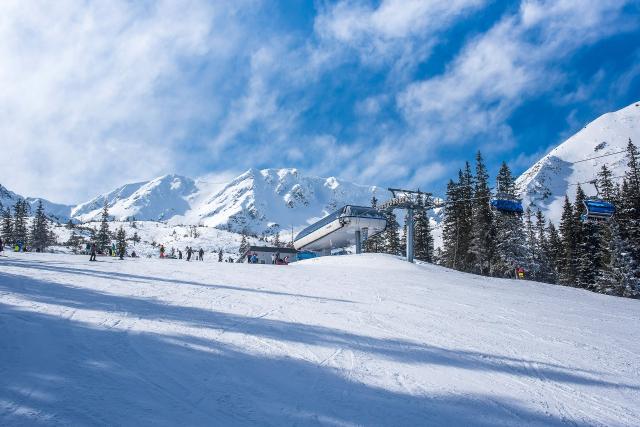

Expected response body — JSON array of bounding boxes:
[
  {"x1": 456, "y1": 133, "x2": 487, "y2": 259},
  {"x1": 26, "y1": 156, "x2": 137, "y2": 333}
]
[
  {"x1": 397, "y1": 0, "x2": 633, "y2": 146},
  {"x1": 0, "y1": 0, "x2": 252, "y2": 202}
]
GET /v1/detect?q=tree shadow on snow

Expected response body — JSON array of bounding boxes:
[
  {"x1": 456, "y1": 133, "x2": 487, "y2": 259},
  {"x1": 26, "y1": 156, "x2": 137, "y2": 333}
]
[
  {"x1": 0, "y1": 300, "x2": 599, "y2": 427},
  {"x1": 1, "y1": 271, "x2": 637, "y2": 395},
  {"x1": 0, "y1": 257, "x2": 355, "y2": 303}
]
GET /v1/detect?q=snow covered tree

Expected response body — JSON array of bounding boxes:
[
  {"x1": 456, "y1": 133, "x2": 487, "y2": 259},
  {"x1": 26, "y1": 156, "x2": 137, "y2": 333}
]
[
  {"x1": 558, "y1": 196, "x2": 577, "y2": 286},
  {"x1": 598, "y1": 222, "x2": 640, "y2": 298},
  {"x1": 597, "y1": 164, "x2": 616, "y2": 201},
  {"x1": 1, "y1": 206, "x2": 13, "y2": 245},
  {"x1": 492, "y1": 163, "x2": 528, "y2": 278},
  {"x1": 96, "y1": 200, "x2": 111, "y2": 250},
  {"x1": 577, "y1": 220, "x2": 601, "y2": 291},
  {"x1": 12, "y1": 199, "x2": 29, "y2": 246},
  {"x1": 524, "y1": 207, "x2": 540, "y2": 280},
  {"x1": 29, "y1": 200, "x2": 51, "y2": 252},
  {"x1": 65, "y1": 231, "x2": 83, "y2": 253},
  {"x1": 545, "y1": 221, "x2": 562, "y2": 284},
  {"x1": 441, "y1": 165, "x2": 473, "y2": 271},
  {"x1": 364, "y1": 195, "x2": 384, "y2": 253},
  {"x1": 382, "y1": 210, "x2": 401, "y2": 255},
  {"x1": 116, "y1": 226, "x2": 127, "y2": 259},
  {"x1": 238, "y1": 230, "x2": 250, "y2": 256},
  {"x1": 414, "y1": 199, "x2": 434, "y2": 262},
  {"x1": 469, "y1": 151, "x2": 494, "y2": 275},
  {"x1": 619, "y1": 139, "x2": 640, "y2": 260},
  {"x1": 273, "y1": 230, "x2": 282, "y2": 248},
  {"x1": 131, "y1": 231, "x2": 140, "y2": 246}
]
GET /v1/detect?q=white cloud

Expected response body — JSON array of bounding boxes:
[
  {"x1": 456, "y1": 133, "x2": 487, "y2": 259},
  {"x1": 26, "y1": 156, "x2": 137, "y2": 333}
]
[
  {"x1": 0, "y1": 0, "x2": 253, "y2": 203},
  {"x1": 397, "y1": 0, "x2": 633, "y2": 146}
]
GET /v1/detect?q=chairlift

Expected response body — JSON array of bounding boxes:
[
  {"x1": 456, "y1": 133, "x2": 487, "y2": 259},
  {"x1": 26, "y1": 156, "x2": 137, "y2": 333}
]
[
  {"x1": 490, "y1": 193, "x2": 524, "y2": 214},
  {"x1": 582, "y1": 198, "x2": 615, "y2": 222},
  {"x1": 581, "y1": 181, "x2": 615, "y2": 223}
]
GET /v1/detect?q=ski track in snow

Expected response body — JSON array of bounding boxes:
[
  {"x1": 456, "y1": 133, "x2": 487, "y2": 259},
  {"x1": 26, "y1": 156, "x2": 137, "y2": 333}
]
[{"x1": 1, "y1": 252, "x2": 639, "y2": 426}]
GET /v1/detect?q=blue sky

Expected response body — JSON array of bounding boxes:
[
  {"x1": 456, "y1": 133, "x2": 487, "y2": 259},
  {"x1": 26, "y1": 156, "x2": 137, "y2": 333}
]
[{"x1": 1, "y1": 0, "x2": 639, "y2": 203}]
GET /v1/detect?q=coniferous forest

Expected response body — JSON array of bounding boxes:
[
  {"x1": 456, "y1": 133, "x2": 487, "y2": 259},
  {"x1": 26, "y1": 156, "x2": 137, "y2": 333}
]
[{"x1": 368, "y1": 140, "x2": 640, "y2": 299}]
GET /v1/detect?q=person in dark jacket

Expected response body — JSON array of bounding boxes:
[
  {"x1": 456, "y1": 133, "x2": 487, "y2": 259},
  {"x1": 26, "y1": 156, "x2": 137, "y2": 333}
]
[
  {"x1": 89, "y1": 243, "x2": 97, "y2": 261},
  {"x1": 178, "y1": 250, "x2": 182, "y2": 259},
  {"x1": 218, "y1": 249, "x2": 223, "y2": 262},
  {"x1": 186, "y1": 247, "x2": 192, "y2": 261},
  {"x1": 199, "y1": 248, "x2": 204, "y2": 261}
]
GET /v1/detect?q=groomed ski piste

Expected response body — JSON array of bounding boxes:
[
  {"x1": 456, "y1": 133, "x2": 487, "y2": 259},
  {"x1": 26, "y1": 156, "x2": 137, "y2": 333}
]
[{"x1": 1, "y1": 253, "x2": 639, "y2": 426}]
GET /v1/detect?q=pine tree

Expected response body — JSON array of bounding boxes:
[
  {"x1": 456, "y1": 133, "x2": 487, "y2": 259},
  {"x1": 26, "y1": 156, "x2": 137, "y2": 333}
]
[
  {"x1": 132, "y1": 231, "x2": 140, "y2": 246},
  {"x1": 597, "y1": 164, "x2": 616, "y2": 201},
  {"x1": 458, "y1": 162, "x2": 474, "y2": 271},
  {"x1": 577, "y1": 219, "x2": 601, "y2": 291},
  {"x1": 364, "y1": 195, "x2": 383, "y2": 253},
  {"x1": 524, "y1": 207, "x2": 540, "y2": 280},
  {"x1": 545, "y1": 221, "x2": 562, "y2": 284},
  {"x1": 65, "y1": 219, "x2": 75, "y2": 230},
  {"x1": 273, "y1": 230, "x2": 283, "y2": 248},
  {"x1": 534, "y1": 210, "x2": 553, "y2": 283},
  {"x1": 383, "y1": 210, "x2": 401, "y2": 255},
  {"x1": 1, "y1": 206, "x2": 13, "y2": 245},
  {"x1": 29, "y1": 200, "x2": 51, "y2": 252},
  {"x1": 66, "y1": 231, "x2": 83, "y2": 253},
  {"x1": 413, "y1": 199, "x2": 434, "y2": 262},
  {"x1": 599, "y1": 222, "x2": 640, "y2": 298},
  {"x1": 96, "y1": 200, "x2": 111, "y2": 250},
  {"x1": 12, "y1": 199, "x2": 29, "y2": 246},
  {"x1": 492, "y1": 162, "x2": 528, "y2": 278},
  {"x1": 620, "y1": 139, "x2": 640, "y2": 259},
  {"x1": 442, "y1": 179, "x2": 464, "y2": 269},
  {"x1": 558, "y1": 196, "x2": 577, "y2": 286},
  {"x1": 238, "y1": 230, "x2": 250, "y2": 256},
  {"x1": 469, "y1": 151, "x2": 494, "y2": 275},
  {"x1": 116, "y1": 226, "x2": 127, "y2": 259},
  {"x1": 572, "y1": 185, "x2": 591, "y2": 289}
]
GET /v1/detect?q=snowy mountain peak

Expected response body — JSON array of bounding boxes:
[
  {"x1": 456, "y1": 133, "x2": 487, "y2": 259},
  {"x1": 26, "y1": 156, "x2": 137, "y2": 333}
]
[
  {"x1": 517, "y1": 101, "x2": 640, "y2": 223},
  {"x1": 72, "y1": 174, "x2": 197, "y2": 222}
]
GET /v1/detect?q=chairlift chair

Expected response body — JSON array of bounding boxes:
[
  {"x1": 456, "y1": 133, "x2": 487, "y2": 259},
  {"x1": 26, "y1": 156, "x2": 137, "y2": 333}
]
[
  {"x1": 490, "y1": 193, "x2": 524, "y2": 214},
  {"x1": 581, "y1": 198, "x2": 615, "y2": 222},
  {"x1": 581, "y1": 180, "x2": 616, "y2": 223}
]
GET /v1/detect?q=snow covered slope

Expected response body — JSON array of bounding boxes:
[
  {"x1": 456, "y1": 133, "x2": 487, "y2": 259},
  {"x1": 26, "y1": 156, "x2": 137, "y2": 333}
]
[
  {"x1": 517, "y1": 101, "x2": 640, "y2": 223},
  {"x1": 1, "y1": 252, "x2": 638, "y2": 426},
  {"x1": 71, "y1": 174, "x2": 198, "y2": 223},
  {"x1": 0, "y1": 184, "x2": 73, "y2": 221}
]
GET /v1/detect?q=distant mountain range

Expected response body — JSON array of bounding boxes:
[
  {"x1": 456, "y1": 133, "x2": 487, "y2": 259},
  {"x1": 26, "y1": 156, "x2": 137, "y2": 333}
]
[
  {"x1": 1, "y1": 169, "x2": 381, "y2": 235},
  {"x1": 3, "y1": 101, "x2": 638, "y2": 232}
]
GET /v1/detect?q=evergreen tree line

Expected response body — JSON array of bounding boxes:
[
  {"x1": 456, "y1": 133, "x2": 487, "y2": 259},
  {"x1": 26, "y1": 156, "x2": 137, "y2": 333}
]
[
  {"x1": 1, "y1": 199, "x2": 56, "y2": 251},
  {"x1": 437, "y1": 142, "x2": 640, "y2": 298},
  {"x1": 364, "y1": 195, "x2": 435, "y2": 263}
]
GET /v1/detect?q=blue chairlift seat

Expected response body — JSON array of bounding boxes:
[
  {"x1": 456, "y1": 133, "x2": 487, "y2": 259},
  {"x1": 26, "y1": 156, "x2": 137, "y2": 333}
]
[
  {"x1": 490, "y1": 196, "x2": 524, "y2": 214},
  {"x1": 582, "y1": 199, "x2": 615, "y2": 222}
]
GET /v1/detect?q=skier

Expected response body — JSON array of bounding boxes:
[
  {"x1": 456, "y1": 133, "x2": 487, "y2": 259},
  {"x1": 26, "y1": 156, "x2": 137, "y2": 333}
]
[
  {"x1": 178, "y1": 249, "x2": 182, "y2": 259},
  {"x1": 218, "y1": 249, "x2": 223, "y2": 262},
  {"x1": 199, "y1": 248, "x2": 204, "y2": 261},
  {"x1": 0, "y1": 237, "x2": 4, "y2": 255},
  {"x1": 186, "y1": 247, "x2": 192, "y2": 261},
  {"x1": 119, "y1": 246, "x2": 125, "y2": 260},
  {"x1": 160, "y1": 244, "x2": 165, "y2": 259},
  {"x1": 271, "y1": 253, "x2": 276, "y2": 264},
  {"x1": 89, "y1": 243, "x2": 97, "y2": 261}
]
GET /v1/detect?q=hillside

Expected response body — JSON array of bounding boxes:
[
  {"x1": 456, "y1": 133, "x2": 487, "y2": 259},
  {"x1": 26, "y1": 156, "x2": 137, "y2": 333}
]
[
  {"x1": 1, "y1": 252, "x2": 638, "y2": 426},
  {"x1": 517, "y1": 101, "x2": 640, "y2": 222}
]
